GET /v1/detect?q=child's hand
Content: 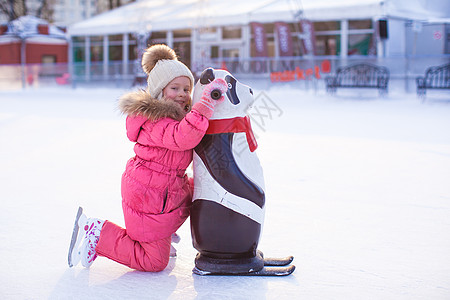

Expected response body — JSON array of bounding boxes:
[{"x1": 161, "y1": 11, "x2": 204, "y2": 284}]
[
  {"x1": 202, "y1": 78, "x2": 228, "y2": 103},
  {"x1": 193, "y1": 79, "x2": 228, "y2": 118}
]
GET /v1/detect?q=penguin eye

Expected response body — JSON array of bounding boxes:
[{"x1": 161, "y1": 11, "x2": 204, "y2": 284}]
[
  {"x1": 200, "y1": 68, "x2": 215, "y2": 84},
  {"x1": 225, "y1": 75, "x2": 240, "y2": 105}
]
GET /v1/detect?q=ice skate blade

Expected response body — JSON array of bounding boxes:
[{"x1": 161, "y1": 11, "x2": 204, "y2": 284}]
[
  {"x1": 193, "y1": 264, "x2": 295, "y2": 276},
  {"x1": 68, "y1": 207, "x2": 83, "y2": 267},
  {"x1": 264, "y1": 255, "x2": 294, "y2": 266}
]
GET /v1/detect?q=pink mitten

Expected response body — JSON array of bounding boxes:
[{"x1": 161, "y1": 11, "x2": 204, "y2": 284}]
[{"x1": 192, "y1": 78, "x2": 228, "y2": 118}]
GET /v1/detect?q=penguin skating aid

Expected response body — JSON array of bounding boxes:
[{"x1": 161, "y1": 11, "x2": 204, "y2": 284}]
[{"x1": 190, "y1": 68, "x2": 295, "y2": 276}]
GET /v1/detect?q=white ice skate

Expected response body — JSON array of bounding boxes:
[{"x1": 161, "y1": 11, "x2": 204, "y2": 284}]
[{"x1": 68, "y1": 207, "x2": 104, "y2": 268}]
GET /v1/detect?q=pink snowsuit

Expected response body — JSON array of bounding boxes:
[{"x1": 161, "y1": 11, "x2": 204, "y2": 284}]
[{"x1": 95, "y1": 90, "x2": 209, "y2": 272}]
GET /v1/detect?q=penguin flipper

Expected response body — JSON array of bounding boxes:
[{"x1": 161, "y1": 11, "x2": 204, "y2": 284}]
[{"x1": 195, "y1": 133, "x2": 265, "y2": 208}]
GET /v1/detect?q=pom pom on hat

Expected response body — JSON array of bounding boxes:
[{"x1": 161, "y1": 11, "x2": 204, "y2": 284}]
[
  {"x1": 142, "y1": 44, "x2": 177, "y2": 74},
  {"x1": 141, "y1": 44, "x2": 194, "y2": 99}
]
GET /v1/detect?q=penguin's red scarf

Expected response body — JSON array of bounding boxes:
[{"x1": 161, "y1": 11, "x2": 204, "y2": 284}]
[{"x1": 206, "y1": 116, "x2": 258, "y2": 152}]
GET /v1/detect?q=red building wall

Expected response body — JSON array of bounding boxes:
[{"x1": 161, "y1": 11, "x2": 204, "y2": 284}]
[
  {"x1": 0, "y1": 41, "x2": 21, "y2": 64},
  {"x1": 26, "y1": 43, "x2": 68, "y2": 64},
  {"x1": 0, "y1": 40, "x2": 68, "y2": 64}
]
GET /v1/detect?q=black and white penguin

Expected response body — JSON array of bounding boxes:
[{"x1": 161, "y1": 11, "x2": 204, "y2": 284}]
[{"x1": 190, "y1": 68, "x2": 266, "y2": 272}]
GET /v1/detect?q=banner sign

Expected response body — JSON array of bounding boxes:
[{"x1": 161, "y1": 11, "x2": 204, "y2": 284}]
[
  {"x1": 300, "y1": 20, "x2": 316, "y2": 55},
  {"x1": 251, "y1": 22, "x2": 268, "y2": 57},
  {"x1": 275, "y1": 22, "x2": 293, "y2": 57},
  {"x1": 270, "y1": 60, "x2": 331, "y2": 82}
]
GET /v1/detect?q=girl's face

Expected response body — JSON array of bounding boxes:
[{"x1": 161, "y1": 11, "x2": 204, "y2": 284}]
[{"x1": 162, "y1": 76, "x2": 192, "y2": 109}]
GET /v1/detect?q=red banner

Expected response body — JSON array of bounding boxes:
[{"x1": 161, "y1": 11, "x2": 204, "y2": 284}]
[
  {"x1": 275, "y1": 22, "x2": 293, "y2": 57},
  {"x1": 251, "y1": 22, "x2": 268, "y2": 57},
  {"x1": 300, "y1": 20, "x2": 316, "y2": 55}
]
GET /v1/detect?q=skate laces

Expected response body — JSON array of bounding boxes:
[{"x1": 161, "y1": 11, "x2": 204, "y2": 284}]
[{"x1": 81, "y1": 218, "x2": 104, "y2": 267}]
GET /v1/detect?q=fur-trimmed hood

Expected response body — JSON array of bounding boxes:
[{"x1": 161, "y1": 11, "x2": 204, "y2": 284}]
[
  {"x1": 118, "y1": 89, "x2": 188, "y2": 121},
  {"x1": 119, "y1": 90, "x2": 190, "y2": 142}
]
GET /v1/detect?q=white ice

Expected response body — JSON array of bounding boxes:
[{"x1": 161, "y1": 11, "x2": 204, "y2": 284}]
[{"x1": 0, "y1": 84, "x2": 449, "y2": 299}]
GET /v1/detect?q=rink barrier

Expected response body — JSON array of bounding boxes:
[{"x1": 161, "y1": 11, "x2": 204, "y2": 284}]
[{"x1": 1, "y1": 55, "x2": 449, "y2": 92}]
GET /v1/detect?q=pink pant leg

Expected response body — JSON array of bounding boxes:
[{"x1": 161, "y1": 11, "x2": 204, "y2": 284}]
[{"x1": 95, "y1": 221, "x2": 171, "y2": 272}]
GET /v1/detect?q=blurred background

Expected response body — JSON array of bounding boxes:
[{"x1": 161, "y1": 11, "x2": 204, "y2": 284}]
[{"x1": 0, "y1": 0, "x2": 449, "y2": 92}]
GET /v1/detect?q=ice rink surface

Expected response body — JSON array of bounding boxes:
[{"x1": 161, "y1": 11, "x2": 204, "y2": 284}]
[{"x1": 1, "y1": 85, "x2": 449, "y2": 299}]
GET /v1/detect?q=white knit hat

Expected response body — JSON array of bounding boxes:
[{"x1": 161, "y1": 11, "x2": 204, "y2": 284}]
[{"x1": 141, "y1": 44, "x2": 195, "y2": 99}]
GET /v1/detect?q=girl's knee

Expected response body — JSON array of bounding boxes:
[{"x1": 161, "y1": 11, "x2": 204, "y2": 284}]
[
  {"x1": 138, "y1": 237, "x2": 171, "y2": 272},
  {"x1": 141, "y1": 256, "x2": 169, "y2": 272}
]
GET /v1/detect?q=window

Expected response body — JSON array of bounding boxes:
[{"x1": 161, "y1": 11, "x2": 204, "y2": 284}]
[
  {"x1": 316, "y1": 35, "x2": 340, "y2": 56},
  {"x1": 72, "y1": 36, "x2": 85, "y2": 63},
  {"x1": 109, "y1": 34, "x2": 122, "y2": 41},
  {"x1": 109, "y1": 45, "x2": 123, "y2": 61},
  {"x1": 313, "y1": 19, "x2": 375, "y2": 56},
  {"x1": 210, "y1": 46, "x2": 219, "y2": 58},
  {"x1": 314, "y1": 21, "x2": 340, "y2": 32},
  {"x1": 149, "y1": 31, "x2": 166, "y2": 45},
  {"x1": 90, "y1": 45, "x2": 103, "y2": 62},
  {"x1": 348, "y1": 34, "x2": 373, "y2": 55},
  {"x1": 72, "y1": 36, "x2": 85, "y2": 43},
  {"x1": 174, "y1": 41, "x2": 191, "y2": 68},
  {"x1": 89, "y1": 36, "x2": 103, "y2": 62},
  {"x1": 223, "y1": 26, "x2": 241, "y2": 39},
  {"x1": 41, "y1": 55, "x2": 56, "y2": 64},
  {"x1": 109, "y1": 34, "x2": 124, "y2": 61},
  {"x1": 198, "y1": 27, "x2": 218, "y2": 41},
  {"x1": 348, "y1": 20, "x2": 375, "y2": 56},
  {"x1": 128, "y1": 34, "x2": 137, "y2": 61},
  {"x1": 174, "y1": 29, "x2": 191, "y2": 38},
  {"x1": 128, "y1": 44, "x2": 137, "y2": 61},
  {"x1": 292, "y1": 35, "x2": 304, "y2": 56},
  {"x1": 73, "y1": 47, "x2": 85, "y2": 62},
  {"x1": 314, "y1": 22, "x2": 340, "y2": 56},
  {"x1": 349, "y1": 20, "x2": 372, "y2": 30}
]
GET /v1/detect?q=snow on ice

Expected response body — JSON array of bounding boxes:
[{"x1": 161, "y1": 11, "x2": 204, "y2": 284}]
[{"x1": 0, "y1": 84, "x2": 449, "y2": 299}]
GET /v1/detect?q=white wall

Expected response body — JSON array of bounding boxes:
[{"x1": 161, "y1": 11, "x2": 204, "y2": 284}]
[
  {"x1": 405, "y1": 23, "x2": 446, "y2": 55},
  {"x1": 386, "y1": 19, "x2": 406, "y2": 56}
]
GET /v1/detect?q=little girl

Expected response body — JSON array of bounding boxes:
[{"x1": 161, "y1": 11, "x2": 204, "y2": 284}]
[{"x1": 68, "y1": 44, "x2": 227, "y2": 272}]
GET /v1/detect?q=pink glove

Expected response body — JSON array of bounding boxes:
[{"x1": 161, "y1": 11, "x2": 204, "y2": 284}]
[{"x1": 192, "y1": 78, "x2": 228, "y2": 119}]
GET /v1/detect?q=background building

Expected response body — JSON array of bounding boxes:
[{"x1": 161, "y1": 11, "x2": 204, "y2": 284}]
[
  {"x1": 1, "y1": 0, "x2": 448, "y2": 90},
  {"x1": 0, "y1": 0, "x2": 134, "y2": 27},
  {"x1": 0, "y1": 15, "x2": 67, "y2": 65},
  {"x1": 0, "y1": 15, "x2": 68, "y2": 87},
  {"x1": 66, "y1": 0, "x2": 449, "y2": 88}
]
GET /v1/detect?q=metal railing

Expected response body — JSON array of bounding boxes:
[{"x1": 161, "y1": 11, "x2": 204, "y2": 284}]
[{"x1": 1, "y1": 55, "x2": 449, "y2": 92}]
